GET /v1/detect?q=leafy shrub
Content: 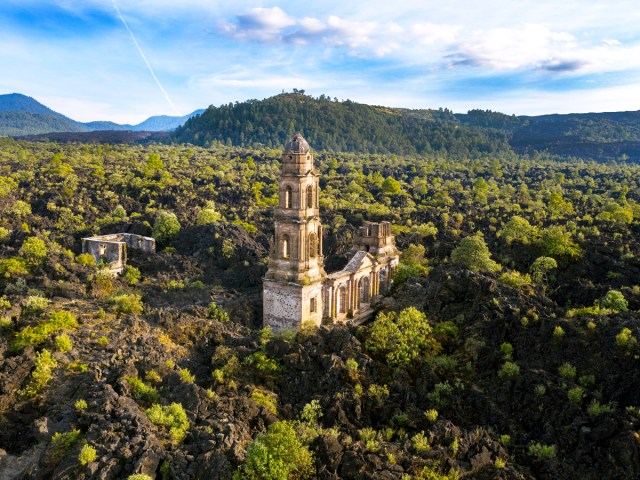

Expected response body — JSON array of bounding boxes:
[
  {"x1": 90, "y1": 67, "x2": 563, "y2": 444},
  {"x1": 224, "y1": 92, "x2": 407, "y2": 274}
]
[
  {"x1": 500, "y1": 342, "x2": 513, "y2": 359},
  {"x1": 0, "y1": 257, "x2": 29, "y2": 278},
  {"x1": 528, "y1": 442, "x2": 556, "y2": 459},
  {"x1": 21, "y1": 295, "x2": 50, "y2": 315},
  {"x1": 251, "y1": 390, "x2": 278, "y2": 415},
  {"x1": 552, "y1": 326, "x2": 565, "y2": 340},
  {"x1": 67, "y1": 360, "x2": 89, "y2": 372},
  {"x1": 587, "y1": 399, "x2": 614, "y2": 417},
  {"x1": 616, "y1": 328, "x2": 638, "y2": 350},
  {"x1": 558, "y1": 362, "x2": 576, "y2": 379},
  {"x1": 245, "y1": 351, "x2": 281, "y2": 373},
  {"x1": 233, "y1": 421, "x2": 314, "y2": 480},
  {"x1": 499, "y1": 271, "x2": 532, "y2": 288},
  {"x1": 19, "y1": 348, "x2": 58, "y2": 397},
  {"x1": 498, "y1": 361, "x2": 520, "y2": 379},
  {"x1": 78, "y1": 444, "x2": 97, "y2": 465},
  {"x1": 344, "y1": 358, "x2": 359, "y2": 380},
  {"x1": 427, "y1": 381, "x2": 455, "y2": 407},
  {"x1": 568, "y1": 386, "x2": 585, "y2": 404},
  {"x1": 109, "y1": 293, "x2": 143, "y2": 316},
  {"x1": 425, "y1": 409, "x2": 439, "y2": 422},
  {"x1": 55, "y1": 334, "x2": 73, "y2": 352},
  {"x1": 178, "y1": 368, "x2": 195, "y2": 383},
  {"x1": 13, "y1": 310, "x2": 78, "y2": 352},
  {"x1": 208, "y1": 302, "x2": 230, "y2": 322},
  {"x1": 51, "y1": 429, "x2": 81, "y2": 462},
  {"x1": 76, "y1": 253, "x2": 96, "y2": 267},
  {"x1": 128, "y1": 475, "x2": 153, "y2": 480},
  {"x1": 450, "y1": 235, "x2": 501, "y2": 272},
  {"x1": 20, "y1": 237, "x2": 47, "y2": 266},
  {"x1": 600, "y1": 290, "x2": 628, "y2": 312},
  {"x1": 152, "y1": 211, "x2": 181, "y2": 243},
  {"x1": 125, "y1": 376, "x2": 160, "y2": 404},
  {"x1": 366, "y1": 307, "x2": 441, "y2": 368},
  {"x1": 75, "y1": 399, "x2": 88, "y2": 411},
  {"x1": 411, "y1": 431, "x2": 431, "y2": 452},
  {"x1": 124, "y1": 265, "x2": 141, "y2": 285},
  {"x1": 146, "y1": 403, "x2": 190, "y2": 443}
]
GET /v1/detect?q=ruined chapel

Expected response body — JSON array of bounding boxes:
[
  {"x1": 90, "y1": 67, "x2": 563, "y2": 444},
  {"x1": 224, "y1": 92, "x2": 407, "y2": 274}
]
[{"x1": 263, "y1": 134, "x2": 399, "y2": 330}]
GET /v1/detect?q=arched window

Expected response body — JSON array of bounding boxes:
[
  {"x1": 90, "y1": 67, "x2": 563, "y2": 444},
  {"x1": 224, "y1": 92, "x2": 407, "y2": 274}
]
[
  {"x1": 307, "y1": 185, "x2": 313, "y2": 209},
  {"x1": 282, "y1": 235, "x2": 290, "y2": 259},
  {"x1": 359, "y1": 276, "x2": 370, "y2": 304},
  {"x1": 309, "y1": 233, "x2": 317, "y2": 258},
  {"x1": 284, "y1": 186, "x2": 292, "y2": 208},
  {"x1": 338, "y1": 285, "x2": 347, "y2": 314}
]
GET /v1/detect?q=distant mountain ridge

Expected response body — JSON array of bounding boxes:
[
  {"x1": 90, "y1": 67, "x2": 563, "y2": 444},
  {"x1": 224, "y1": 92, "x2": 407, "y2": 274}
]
[
  {"x1": 173, "y1": 92, "x2": 640, "y2": 161},
  {"x1": 0, "y1": 93, "x2": 203, "y2": 136}
]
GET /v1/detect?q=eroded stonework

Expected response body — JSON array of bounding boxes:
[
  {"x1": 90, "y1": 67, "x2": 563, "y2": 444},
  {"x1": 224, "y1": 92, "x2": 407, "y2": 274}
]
[
  {"x1": 82, "y1": 233, "x2": 155, "y2": 274},
  {"x1": 263, "y1": 134, "x2": 399, "y2": 331}
]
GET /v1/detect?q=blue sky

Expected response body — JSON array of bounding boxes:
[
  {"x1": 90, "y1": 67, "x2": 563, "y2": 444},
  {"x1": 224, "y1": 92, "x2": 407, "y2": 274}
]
[{"x1": 1, "y1": 0, "x2": 639, "y2": 123}]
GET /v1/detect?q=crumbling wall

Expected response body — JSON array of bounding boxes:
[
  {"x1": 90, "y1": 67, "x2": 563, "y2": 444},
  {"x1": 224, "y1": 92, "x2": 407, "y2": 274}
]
[{"x1": 81, "y1": 234, "x2": 155, "y2": 274}]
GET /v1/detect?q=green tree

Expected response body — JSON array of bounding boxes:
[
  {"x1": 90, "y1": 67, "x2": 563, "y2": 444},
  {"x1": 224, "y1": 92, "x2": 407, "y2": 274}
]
[
  {"x1": 529, "y1": 256, "x2": 557, "y2": 287},
  {"x1": 381, "y1": 177, "x2": 402, "y2": 195},
  {"x1": 499, "y1": 215, "x2": 538, "y2": 244},
  {"x1": 451, "y1": 235, "x2": 501, "y2": 272},
  {"x1": 539, "y1": 226, "x2": 581, "y2": 258},
  {"x1": 234, "y1": 421, "x2": 314, "y2": 480},
  {"x1": 366, "y1": 307, "x2": 441, "y2": 367},
  {"x1": 152, "y1": 211, "x2": 181, "y2": 244},
  {"x1": 20, "y1": 237, "x2": 47, "y2": 266},
  {"x1": 600, "y1": 290, "x2": 628, "y2": 312}
]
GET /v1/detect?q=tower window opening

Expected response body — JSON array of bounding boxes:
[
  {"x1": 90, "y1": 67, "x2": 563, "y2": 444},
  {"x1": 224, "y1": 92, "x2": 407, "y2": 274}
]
[
  {"x1": 310, "y1": 296, "x2": 317, "y2": 313},
  {"x1": 282, "y1": 235, "x2": 290, "y2": 259},
  {"x1": 285, "y1": 185, "x2": 292, "y2": 208},
  {"x1": 338, "y1": 286, "x2": 347, "y2": 314},
  {"x1": 99, "y1": 244, "x2": 107, "y2": 256},
  {"x1": 307, "y1": 185, "x2": 313, "y2": 208},
  {"x1": 309, "y1": 233, "x2": 317, "y2": 258}
]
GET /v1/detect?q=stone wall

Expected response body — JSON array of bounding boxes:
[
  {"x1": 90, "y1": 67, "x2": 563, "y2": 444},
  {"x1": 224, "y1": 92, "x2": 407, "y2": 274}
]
[
  {"x1": 263, "y1": 280, "x2": 323, "y2": 331},
  {"x1": 82, "y1": 233, "x2": 155, "y2": 274}
]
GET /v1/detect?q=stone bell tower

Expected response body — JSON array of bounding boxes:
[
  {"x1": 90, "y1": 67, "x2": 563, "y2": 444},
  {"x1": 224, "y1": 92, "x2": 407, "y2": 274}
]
[{"x1": 263, "y1": 134, "x2": 326, "y2": 330}]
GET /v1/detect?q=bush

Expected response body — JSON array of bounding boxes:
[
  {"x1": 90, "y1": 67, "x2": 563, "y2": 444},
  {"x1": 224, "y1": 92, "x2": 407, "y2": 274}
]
[
  {"x1": 499, "y1": 271, "x2": 532, "y2": 288},
  {"x1": 13, "y1": 310, "x2": 78, "y2": 352},
  {"x1": 18, "y1": 348, "x2": 58, "y2": 397},
  {"x1": 366, "y1": 307, "x2": 441, "y2": 368},
  {"x1": 55, "y1": 334, "x2": 73, "y2": 352},
  {"x1": 425, "y1": 409, "x2": 439, "y2": 422},
  {"x1": 78, "y1": 444, "x2": 97, "y2": 465},
  {"x1": 21, "y1": 237, "x2": 47, "y2": 266},
  {"x1": 450, "y1": 235, "x2": 501, "y2": 272},
  {"x1": 124, "y1": 265, "x2": 141, "y2": 285},
  {"x1": 75, "y1": 399, "x2": 88, "y2": 411},
  {"x1": 208, "y1": 302, "x2": 230, "y2": 322},
  {"x1": 498, "y1": 361, "x2": 520, "y2": 378},
  {"x1": 51, "y1": 429, "x2": 81, "y2": 462},
  {"x1": 234, "y1": 421, "x2": 314, "y2": 480},
  {"x1": 558, "y1": 362, "x2": 576, "y2": 379},
  {"x1": 0, "y1": 257, "x2": 29, "y2": 278},
  {"x1": 146, "y1": 403, "x2": 190, "y2": 443},
  {"x1": 152, "y1": 211, "x2": 181, "y2": 243},
  {"x1": 528, "y1": 442, "x2": 556, "y2": 459},
  {"x1": 76, "y1": 253, "x2": 96, "y2": 267},
  {"x1": 411, "y1": 431, "x2": 431, "y2": 452},
  {"x1": 178, "y1": 368, "x2": 195, "y2": 383},
  {"x1": 616, "y1": 327, "x2": 638, "y2": 349},
  {"x1": 21, "y1": 295, "x2": 50, "y2": 315},
  {"x1": 128, "y1": 475, "x2": 153, "y2": 480},
  {"x1": 125, "y1": 376, "x2": 160, "y2": 404},
  {"x1": 251, "y1": 390, "x2": 278, "y2": 415},
  {"x1": 600, "y1": 290, "x2": 628, "y2": 312},
  {"x1": 567, "y1": 386, "x2": 585, "y2": 405},
  {"x1": 109, "y1": 293, "x2": 143, "y2": 316},
  {"x1": 587, "y1": 399, "x2": 614, "y2": 417}
]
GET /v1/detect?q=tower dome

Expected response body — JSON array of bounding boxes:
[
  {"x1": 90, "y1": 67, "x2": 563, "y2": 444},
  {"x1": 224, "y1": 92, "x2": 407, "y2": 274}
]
[{"x1": 284, "y1": 133, "x2": 310, "y2": 154}]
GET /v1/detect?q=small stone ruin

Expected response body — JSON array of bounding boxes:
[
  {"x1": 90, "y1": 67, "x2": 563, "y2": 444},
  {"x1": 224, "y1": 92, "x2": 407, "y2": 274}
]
[{"x1": 81, "y1": 233, "x2": 155, "y2": 274}]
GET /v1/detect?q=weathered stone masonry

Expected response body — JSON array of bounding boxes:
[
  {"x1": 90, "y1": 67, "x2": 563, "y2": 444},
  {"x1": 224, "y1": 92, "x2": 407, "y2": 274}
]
[
  {"x1": 82, "y1": 233, "x2": 155, "y2": 274},
  {"x1": 263, "y1": 134, "x2": 399, "y2": 331}
]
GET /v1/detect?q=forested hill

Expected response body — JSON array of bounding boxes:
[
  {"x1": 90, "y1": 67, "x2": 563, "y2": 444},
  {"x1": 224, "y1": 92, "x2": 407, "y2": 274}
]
[
  {"x1": 173, "y1": 93, "x2": 512, "y2": 157},
  {"x1": 174, "y1": 93, "x2": 640, "y2": 161}
]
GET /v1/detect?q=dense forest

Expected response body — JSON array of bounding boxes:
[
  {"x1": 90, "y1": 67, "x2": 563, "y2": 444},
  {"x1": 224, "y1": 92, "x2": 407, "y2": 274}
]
[
  {"x1": 174, "y1": 93, "x2": 640, "y2": 162},
  {"x1": 0, "y1": 136, "x2": 639, "y2": 479}
]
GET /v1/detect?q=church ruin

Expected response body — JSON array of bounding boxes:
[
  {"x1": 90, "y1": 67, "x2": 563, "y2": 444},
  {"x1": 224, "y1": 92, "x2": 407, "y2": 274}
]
[{"x1": 263, "y1": 134, "x2": 399, "y2": 330}]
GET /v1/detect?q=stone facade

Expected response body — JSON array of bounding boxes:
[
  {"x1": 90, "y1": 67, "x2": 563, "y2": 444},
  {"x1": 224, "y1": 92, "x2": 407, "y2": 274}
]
[
  {"x1": 82, "y1": 233, "x2": 155, "y2": 274},
  {"x1": 263, "y1": 135, "x2": 399, "y2": 331}
]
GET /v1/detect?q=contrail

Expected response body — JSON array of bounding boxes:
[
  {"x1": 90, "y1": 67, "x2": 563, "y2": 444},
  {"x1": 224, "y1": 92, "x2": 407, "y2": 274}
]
[{"x1": 113, "y1": 0, "x2": 180, "y2": 115}]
